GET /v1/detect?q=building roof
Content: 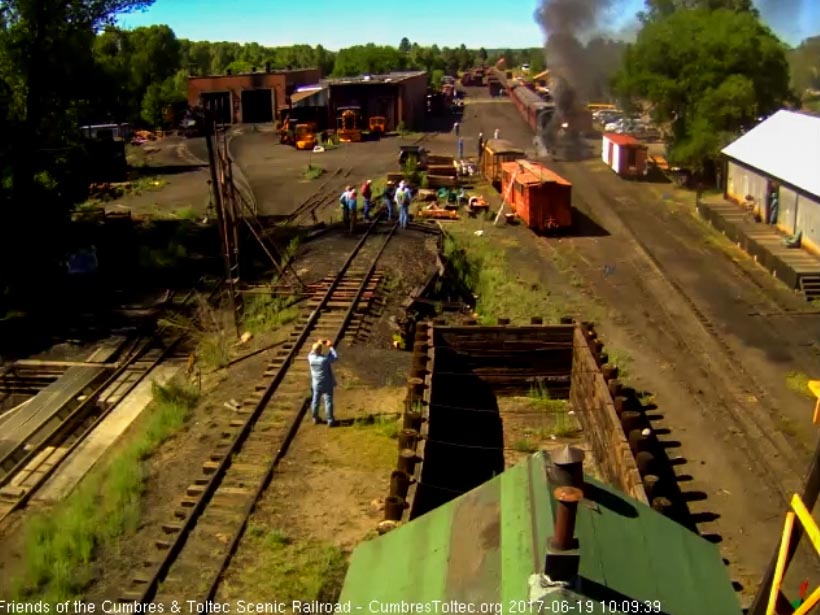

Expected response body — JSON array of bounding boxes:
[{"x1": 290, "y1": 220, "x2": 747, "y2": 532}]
[
  {"x1": 322, "y1": 71, "x2": 427, "y2": 85},
  {"x1": 290, "y1": 86, "x2": 326, "y2": 104},
  {"x1": 722, "y1": 110, "x2": 820, "y2": 199},
  {"x1": 484, "y1": 139, "x2": 524, "y2": 154},
  {"x1": 502, "y1": 160, "x2": 572, "y2": 186},
  {"x1": 187, "y1": 67, "x2": 317, "y2": 81},
  {"x1": 339, "y1": 451, "x2": 741, "y2": 614},
  {"x1": 604, "y1": 133, "x2": 643, "y2": 147}
]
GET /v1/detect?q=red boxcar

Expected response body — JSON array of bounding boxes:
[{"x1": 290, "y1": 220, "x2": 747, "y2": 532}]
[{"x1": 500, "y1": 160, "x2": 573, "y2": 232}]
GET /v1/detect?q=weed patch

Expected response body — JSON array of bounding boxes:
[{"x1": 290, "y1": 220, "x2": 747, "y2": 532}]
[
  {"x1": 12, "y1": 379, "x2": 200, "y2": 600},
  {"x1": 604, "y1": 347, "x2": 631, "y2": 378},
  {"x1": 221, "y1": 528, "x2": 347, "y2": 603},
  {"x1": 304, "y1": 165, "x2": 325, "y2": 180},
  {"x1": 786, "y1": 371, "x2": 815, "y2": 398},
  {"x1": 160, "y1": 293, "x2": 234, "y2": 370},
  {"x1": 242, "y1": 295, "x2": 299, "y2": 335},
  {"x1": 443, "y1": 227, "x2": 566, "y2": 323}
]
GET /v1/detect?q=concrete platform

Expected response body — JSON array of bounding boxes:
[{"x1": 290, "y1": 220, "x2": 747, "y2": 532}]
[
  {"x1": 35, "y1": 361, "x2": 183, "y2": 503},
  {"x1": 697, "y1": 198, "x2": 820, "y2": 290}
]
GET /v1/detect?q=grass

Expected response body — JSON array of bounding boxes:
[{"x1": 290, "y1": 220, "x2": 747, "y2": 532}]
[
  {"x1": 11, "y1": 379, "x2": 200, "y2": 600},
  {"x1": 786, "y1": 371, "x2": 816, "y2": 398},
  {"x1": 525, "y1": 384, "x2": 578, "y2": 438},
  {"x1": 242, "y1": 295, "x2": 299, "y2": 335},
  {"x1": 304, "y1": 164, "x2": 325, "y2": 180},
  {"x1": 137, "y1": 240, "x2": 188, "y2": 270},
  {"x1": 353, "y1": 413, "x2": 402, "y2": 439},
  {"x1": 443, "y1": 228, "x2": 567, "y2": 324},
  {"x1": 603, "y1": 347, "x2": 631, "y2": 379},
  {"x1": 224, "y1": 526, "x2": 347, "y2": 603},
  {"x1": 174, "y1": 207, "x2": 199, "y2": 220},
  {"x1": 160, "y1": 294, "x2": 235, "y2": 371}
]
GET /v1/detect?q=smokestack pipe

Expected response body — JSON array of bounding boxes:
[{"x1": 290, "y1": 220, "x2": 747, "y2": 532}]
[
  {"x1": 549, "y1": 445, "x2": 585, "y2": 489},
  {"x1": 551, "y1": 486, "x2": 583, "y2": 551}
]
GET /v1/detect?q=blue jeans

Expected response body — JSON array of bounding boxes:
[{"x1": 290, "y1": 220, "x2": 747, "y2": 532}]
[
  {"x1": 383, "y1": 198, "x2": 393, "y2": 220},
  {"x1": 363, "y1": 198, "x2": 371, "y2": 220},
  {"x1": 399, "y1": 204, "x2": 409, "y2": 228},
  {"x1": 311, "y1": 387, "x2": 334, "y2": 422}
]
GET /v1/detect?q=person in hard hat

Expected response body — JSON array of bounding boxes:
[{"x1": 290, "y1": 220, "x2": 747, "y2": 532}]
[
  {"x1": 361, "y1": 179, "x2": 373, "y2": 221},
  {"x1": 383, "y1": 180, "x2": 395, "y2": 222},
  {"x1": 308, "y1": 339, "x2": 338, "y2": 426},
  {"x1": 347, "y1": 188, "x2": 358, "y2": 233},
  {"x1": 339, "y1": 185, "x2": 352, "y2": 227},
  {"x1": 477, "y1": 132, "x2": 484, "y2": 162}
]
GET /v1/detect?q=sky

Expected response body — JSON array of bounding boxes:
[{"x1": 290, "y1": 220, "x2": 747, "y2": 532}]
[{"x1": 116, "y1": 0, "x2": 819, "y2": 50}]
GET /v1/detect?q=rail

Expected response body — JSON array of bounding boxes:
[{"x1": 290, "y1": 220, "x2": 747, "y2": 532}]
[
  {"x1": 0, "y1": 279, "x2": 221, "y2": 524},
  {"x1": 121, "y1": 217, "x2": 399, "y2": 603}
]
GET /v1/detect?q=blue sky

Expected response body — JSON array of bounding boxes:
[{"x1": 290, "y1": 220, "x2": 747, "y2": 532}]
[{"x1": 116, "y1": 0, "x2": 819, "y2": 50}]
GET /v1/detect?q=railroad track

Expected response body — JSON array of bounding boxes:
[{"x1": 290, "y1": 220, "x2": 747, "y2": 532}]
[
  {"x1": 0, "y1": 281, "x2": 221, "y2": 525},
  {"x1": 553, "y1": 183, "x2": 806, "y2": 501},
  {"x1": 120, "y1": 217, "x2": 399, "y2": 604}
]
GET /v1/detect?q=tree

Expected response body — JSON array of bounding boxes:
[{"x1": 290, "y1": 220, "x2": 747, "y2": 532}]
[
  {"x1": 614, "y1": 8, "x2": 792, "y2": 173},
  {"x1": 639, "y1": 0, "x2": 757, "y2": 22},
  {"x1": 0, "y1": 0, "x2": 154, "y2": 301},
  {"x1": 399, "y1": 37, "x2": 411, "y2": 54},
  {"x1": 788, "y1": 36, "x2": 820, "y2": 96},
  {"x1": 478, "y1": 47, "x2": 488, "y2": 62}
]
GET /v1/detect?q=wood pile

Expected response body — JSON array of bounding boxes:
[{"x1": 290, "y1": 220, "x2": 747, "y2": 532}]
[{"x1": 418, "y1": 208, "x2": 458, "y2": 219}]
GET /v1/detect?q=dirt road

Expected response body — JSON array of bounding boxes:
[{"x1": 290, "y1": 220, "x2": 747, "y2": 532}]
[{"x1": 460, "y1": 85, "x2": 820, "y2": 603}]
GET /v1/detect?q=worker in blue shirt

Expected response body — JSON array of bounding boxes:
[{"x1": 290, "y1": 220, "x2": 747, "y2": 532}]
[
  {"x1": 383, "y1": 181, "x2": 395, "y2": 221},
  {"x1": 308, "y1": 339, "x2": 338, "y2": 426},
  {"x1": 457, "y1": 137, "x2": 464, "y2": 160},
  {"x1": 339, "y1": 185, "x2": 351, "y2": 227},
  {"x1": 347, "y1": 188, "x2": 358, "y2": 233}
]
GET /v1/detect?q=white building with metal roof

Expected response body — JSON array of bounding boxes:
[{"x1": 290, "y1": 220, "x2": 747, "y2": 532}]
[{"x1": 722, "y1": 110, "x2": 820, "y2": 252}]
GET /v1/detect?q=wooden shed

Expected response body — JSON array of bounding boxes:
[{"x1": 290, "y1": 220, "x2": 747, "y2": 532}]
[
  {"x1": 501, "y1": 159, "x2": 572, "y2": 232},
  {"x1": 602, "y1": 133, "x2": 648, "y2": 178},
  {"x1": 480, "y1": 139, "x2": 525, "y2": 188}
]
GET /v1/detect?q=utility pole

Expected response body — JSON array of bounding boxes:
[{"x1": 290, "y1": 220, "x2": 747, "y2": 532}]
[{"x1": 203, "y1": 111, "x2": 242, "y2": 339}]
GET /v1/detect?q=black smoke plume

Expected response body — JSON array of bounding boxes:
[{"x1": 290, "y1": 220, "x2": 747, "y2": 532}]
[{"x1": 534, "y1": 0, "x2": 616, "y2": 159}]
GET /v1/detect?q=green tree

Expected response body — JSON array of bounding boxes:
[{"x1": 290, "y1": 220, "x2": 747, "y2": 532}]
[
  {"x1": 639, "y1": 0, "x2": 757, "y2": 22},
  {"x1": 478, "y1": 47, "x2": 488, "y2": 62},
  {"x1": 0, "y1": 0, "x2": 154, "y2": 304},
  {"x1": 615, "y1": 8, "x2": 791, "y2": 174},
  {"x1": 788, "y1": 36, "x2": 820, "y2": 96},
  {"x1": 399, "y1": 37, "x2": 411, "y2": 54}
]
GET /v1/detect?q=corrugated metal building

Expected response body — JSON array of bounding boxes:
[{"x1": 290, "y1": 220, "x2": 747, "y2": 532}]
[
  {"x1": 339, "y1": 451, "x2": 742, "y2": 614},
  {"x1": 722, "y1": 110, "x2": 820, "y2": 254}
]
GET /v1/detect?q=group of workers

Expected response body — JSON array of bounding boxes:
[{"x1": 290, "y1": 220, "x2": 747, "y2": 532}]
[
  {"x1": 453, "y1": 122, "x2": 499, "y2": 161},
  {"x1": 339, "y1": 179, "x2": 413, "y2": 233}
]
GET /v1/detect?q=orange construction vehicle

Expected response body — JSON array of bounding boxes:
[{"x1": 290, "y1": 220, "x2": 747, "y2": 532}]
[
  {"x1": 337, "y1": 107, "x2": 362, "y2": 142},
  {"x1": 368, "y1": 116, "x2": 386, "y2": 139},
  {"x1": 294, "y1": 123, "x2": 317, "y2": 150},
  {"x1": 278, "y1": 116, "x2": 298, "y2": 145}
]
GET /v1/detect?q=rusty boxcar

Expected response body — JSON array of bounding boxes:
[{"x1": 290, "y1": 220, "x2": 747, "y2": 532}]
[
  {"x1": 500, "y1": 159, "x2": 573, "y2": 232},
  {"x1": 481, "y1": 139, "x2": 525, "y2": 189},
  {"x1": 602, "y1": 133, "x2": 648, "y2": 179}
]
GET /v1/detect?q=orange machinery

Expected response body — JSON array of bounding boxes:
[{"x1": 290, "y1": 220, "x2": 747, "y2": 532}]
[
  {"x1": 368, "y1": 116, "x2": 386, "y2": 139},
  {"x1": 294, "y1": 123, "x2": 317, "y2": 150},
  {"x1": 337, "y1": 107, "x2": 362, "y2": 142},
  {"x1": 500, "y1": 159, "x2": 572, "y2": 232}
]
